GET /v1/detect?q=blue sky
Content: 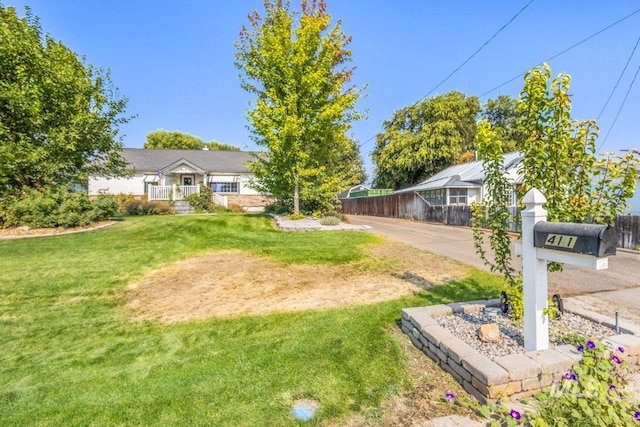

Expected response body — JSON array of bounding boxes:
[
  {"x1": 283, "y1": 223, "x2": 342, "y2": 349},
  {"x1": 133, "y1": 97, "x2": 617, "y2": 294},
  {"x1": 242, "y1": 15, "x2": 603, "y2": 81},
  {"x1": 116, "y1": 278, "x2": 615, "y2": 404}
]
[{"x1": 5, "y1": 1, "x2": 640, "y2": 181}]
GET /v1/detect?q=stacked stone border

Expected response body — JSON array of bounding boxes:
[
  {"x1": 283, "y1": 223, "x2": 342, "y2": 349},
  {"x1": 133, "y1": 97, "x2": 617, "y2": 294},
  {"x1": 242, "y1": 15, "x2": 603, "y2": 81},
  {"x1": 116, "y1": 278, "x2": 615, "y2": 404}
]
[{"x1": 401, "y1": 299, "x2": 640, "y2": 404}]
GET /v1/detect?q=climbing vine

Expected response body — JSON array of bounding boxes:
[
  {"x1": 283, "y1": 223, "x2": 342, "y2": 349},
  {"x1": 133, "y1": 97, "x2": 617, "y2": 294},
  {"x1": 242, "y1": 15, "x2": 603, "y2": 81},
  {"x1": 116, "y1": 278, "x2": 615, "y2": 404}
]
[{"x1": 473, "y1": 63, "x2": 640, "y2": 319}]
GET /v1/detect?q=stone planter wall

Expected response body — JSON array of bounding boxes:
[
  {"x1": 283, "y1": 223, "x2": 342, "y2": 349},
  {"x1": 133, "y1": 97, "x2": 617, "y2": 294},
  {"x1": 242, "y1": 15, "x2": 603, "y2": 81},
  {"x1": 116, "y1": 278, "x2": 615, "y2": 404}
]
[{"x1": 401, "y1": 300, "x2": 640, "y2": 404}]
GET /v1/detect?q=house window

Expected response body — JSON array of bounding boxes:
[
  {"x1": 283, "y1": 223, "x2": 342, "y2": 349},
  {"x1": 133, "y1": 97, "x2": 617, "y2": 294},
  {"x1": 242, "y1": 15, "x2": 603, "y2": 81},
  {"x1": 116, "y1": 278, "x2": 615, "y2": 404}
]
[
  {"x1": 210, "y1": 182, "x2": 239, "y2": 193},
  {"x1": 449, "y1": 188, "x2": 467, "y2": 205},
  {"x1": 421, "y1": 189, "x2": 445, "y2": 205},
  {"x1": 144, "y1": 182, "x2": 157, "y2": 195}
]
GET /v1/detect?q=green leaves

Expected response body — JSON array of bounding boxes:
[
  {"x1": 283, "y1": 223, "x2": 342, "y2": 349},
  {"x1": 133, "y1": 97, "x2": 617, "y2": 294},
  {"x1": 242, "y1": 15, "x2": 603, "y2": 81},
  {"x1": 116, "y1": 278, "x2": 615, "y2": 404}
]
[
  {"x1": 236, "y1": 0, "x2": 365, "y2": 213},
  {"x1": 372, "y1": 91, "x2": 481, "y2": 189},
  {"x1": 0, "y1": 5, "x2": 131, "y2": 198}
]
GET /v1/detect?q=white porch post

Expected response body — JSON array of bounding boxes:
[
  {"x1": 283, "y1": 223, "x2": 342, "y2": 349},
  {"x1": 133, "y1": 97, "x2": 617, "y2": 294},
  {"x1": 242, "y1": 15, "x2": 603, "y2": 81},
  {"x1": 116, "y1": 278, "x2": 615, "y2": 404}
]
[{"x1": 521, "y1": 188, "x2": 549, "y2": 351}]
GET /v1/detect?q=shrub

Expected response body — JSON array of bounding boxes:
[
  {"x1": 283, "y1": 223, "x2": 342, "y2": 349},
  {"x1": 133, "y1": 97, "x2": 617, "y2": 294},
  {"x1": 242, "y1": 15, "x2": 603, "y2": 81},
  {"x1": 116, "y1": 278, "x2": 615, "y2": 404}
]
[
  {"x1": 90, "y1": 195, "x2": 119, "y2": 220},
  {"x1": 184, "y1": 187, "x2": 215, "y2": 212},
  {"x1": 264, "y1": 201, "x2": 290, "y2": 215},
  {"x1": 123, "y1": 200, "x2": 172, "y2": 216},
  {"x1": 288, "y1": 212, "x2": 305, "y2": 220},
  {"x1": 226, "y1": 203, "x2": 244, "y2": 213},
  {"x1": 0, "y1": 187, "x2": 121, "y2": 229},
  {"x1": 319, "y1": 216, "x2": 340, "y2": 226}
]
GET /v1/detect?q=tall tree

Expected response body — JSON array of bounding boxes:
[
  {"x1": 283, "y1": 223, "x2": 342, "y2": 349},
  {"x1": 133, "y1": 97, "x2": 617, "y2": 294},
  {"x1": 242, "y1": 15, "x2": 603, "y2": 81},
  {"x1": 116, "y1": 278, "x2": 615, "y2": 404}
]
[
  {"x1": 235, "y1": 0, "x2": 365, "y2": 214},
  {"x1": 144, "y1": 130, "x2": 204, "y2": 149},
  {"x1": 0, "y1": 5, "x2": 130, "y2": 197},
  {"x1": 372, "y1": 91, "x2": 480, "y2": 189},
  {"x1": 144, "y1": 130, "x2": 240, "y2": 150},
  {"x1": 481, "y1": 94, "x2": 526, "y2": 152}
]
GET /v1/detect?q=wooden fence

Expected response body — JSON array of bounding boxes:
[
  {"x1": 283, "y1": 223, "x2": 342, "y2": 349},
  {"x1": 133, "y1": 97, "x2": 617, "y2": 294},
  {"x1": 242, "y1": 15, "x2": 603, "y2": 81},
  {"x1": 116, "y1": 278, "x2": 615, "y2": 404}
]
[
  {"x1": 616, "y1": 215, "x2": 640, "y2": 250},
  {"x1": 341, "y1": 192, "x2": 640, "y2": 250}
]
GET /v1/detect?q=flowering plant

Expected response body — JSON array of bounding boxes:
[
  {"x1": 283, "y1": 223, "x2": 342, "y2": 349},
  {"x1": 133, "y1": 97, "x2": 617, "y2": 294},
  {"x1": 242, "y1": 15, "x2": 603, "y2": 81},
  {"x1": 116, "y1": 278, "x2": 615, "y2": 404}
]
[{"x1": 471, "y1": 338, "x2": 639, "y2": 426}]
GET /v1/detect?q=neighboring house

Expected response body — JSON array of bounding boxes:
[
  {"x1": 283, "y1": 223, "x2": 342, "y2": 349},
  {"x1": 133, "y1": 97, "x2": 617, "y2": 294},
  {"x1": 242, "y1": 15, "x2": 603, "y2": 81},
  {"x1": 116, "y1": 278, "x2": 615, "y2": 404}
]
[
  {"x1": 338, "y1": 184, "x2": 370, "y2": 200},
  {"x1": 337, "y1": 184, "x2": 394, "y2": 199},
  {"x1": 398, "y1": 152, "x2": 524, "y2": 206},
  {"x1": 88, "y1": 148, "x2": 272, "y2": 211}
]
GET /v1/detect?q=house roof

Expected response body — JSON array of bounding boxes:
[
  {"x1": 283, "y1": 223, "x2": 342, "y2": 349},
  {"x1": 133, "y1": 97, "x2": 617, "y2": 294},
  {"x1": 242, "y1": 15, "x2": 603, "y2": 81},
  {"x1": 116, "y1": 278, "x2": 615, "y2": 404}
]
[
  {"x1": 121, "y1": 148, "x2": 254, "y2": 174},
  {"x1": 398, "y1": 152, "x2": 524, "y2": 193}
]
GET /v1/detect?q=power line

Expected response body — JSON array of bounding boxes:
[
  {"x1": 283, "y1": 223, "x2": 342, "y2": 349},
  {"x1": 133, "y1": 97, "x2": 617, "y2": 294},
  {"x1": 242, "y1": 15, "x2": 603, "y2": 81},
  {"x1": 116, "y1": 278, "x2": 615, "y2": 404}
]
[
  {"x1": 480, "y1": 7, "x2": 640, "y2": 97},
  {"x1": 596, "y1": 36, "x2": 640, "y2": 121},
  {"x1": 357, "y1": 0, "x2": 535, "y2": 149},
  {"x1": 421, "y1": 0, "x2": 534, "y2": 100},
  {"x1": 597, "y1": 63, "x2": 640, "y2": 153}
]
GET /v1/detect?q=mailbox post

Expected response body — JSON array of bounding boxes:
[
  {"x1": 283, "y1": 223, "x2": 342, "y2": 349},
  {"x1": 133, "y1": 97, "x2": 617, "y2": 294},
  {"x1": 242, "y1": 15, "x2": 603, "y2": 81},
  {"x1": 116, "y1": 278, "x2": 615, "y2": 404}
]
[
  {"x1": 521, "y1": 189, "x2": 550, "y2": 351},
  {"x1": 520, "y1": 188, "x2": 615, "y2": 351}
]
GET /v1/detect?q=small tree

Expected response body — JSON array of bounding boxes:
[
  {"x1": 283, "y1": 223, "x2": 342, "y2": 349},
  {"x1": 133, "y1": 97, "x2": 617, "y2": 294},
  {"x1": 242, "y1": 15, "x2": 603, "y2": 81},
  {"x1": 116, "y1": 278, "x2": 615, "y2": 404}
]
[
  {"x1": 472, "y1": 63, "x2": 639, "y2": 319},
  {"x1": 235, "y1": 0, "x2": 365, "y2": 214}
]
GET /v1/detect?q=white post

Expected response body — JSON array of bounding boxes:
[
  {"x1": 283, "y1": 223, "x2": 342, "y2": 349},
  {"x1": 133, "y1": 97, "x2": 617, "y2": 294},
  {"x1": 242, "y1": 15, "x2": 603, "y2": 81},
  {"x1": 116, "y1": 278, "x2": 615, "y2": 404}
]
[{"x1": 521, "y1": 188, "x2": 549, "y2": 351}]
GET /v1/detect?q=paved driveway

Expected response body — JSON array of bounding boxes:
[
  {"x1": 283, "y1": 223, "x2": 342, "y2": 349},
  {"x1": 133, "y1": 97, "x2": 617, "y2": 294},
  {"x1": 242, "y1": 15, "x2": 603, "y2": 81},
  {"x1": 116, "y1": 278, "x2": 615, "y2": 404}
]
[{"x1": 348, "y1": 215, "x2": 640, "y2": 320}]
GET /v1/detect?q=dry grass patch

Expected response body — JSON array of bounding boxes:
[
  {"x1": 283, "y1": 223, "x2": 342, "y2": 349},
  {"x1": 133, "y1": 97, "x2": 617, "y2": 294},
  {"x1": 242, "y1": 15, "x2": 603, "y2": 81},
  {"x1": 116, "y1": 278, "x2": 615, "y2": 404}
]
[{"x1": 126, "y1": 241, "x2": 466, "y2": 323}]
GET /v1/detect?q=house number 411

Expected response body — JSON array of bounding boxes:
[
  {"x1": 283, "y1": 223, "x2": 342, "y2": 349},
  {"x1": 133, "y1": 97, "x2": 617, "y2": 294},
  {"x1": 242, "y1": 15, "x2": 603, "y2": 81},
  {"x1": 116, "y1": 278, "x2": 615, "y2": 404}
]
[{"x1": 544, "y1": 233, "x2": 577, "y2": 249}]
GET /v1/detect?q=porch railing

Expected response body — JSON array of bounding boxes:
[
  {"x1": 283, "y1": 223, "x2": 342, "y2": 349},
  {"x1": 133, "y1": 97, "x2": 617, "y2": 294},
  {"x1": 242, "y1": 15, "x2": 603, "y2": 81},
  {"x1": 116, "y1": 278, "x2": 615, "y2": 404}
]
[{"x1": 149, "y1": 185, "x2": 199, "y2": 201}]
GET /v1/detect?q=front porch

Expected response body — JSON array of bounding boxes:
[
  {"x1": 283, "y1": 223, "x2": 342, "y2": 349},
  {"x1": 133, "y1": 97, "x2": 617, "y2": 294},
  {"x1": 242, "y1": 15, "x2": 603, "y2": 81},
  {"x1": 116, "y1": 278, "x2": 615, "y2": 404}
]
[
  {"x1": 148, "y1": 185, "x2": 229, "y2": 208},
  {"x1": 148, "y1": 185, "x2": 200, "y2": 201}
]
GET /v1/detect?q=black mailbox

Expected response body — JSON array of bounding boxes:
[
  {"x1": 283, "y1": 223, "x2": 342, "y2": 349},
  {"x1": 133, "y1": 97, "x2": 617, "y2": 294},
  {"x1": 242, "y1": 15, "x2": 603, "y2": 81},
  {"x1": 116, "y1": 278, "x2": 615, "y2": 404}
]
[{"x1": 533, "y1": 222, "x2": 616, "y2": 257}]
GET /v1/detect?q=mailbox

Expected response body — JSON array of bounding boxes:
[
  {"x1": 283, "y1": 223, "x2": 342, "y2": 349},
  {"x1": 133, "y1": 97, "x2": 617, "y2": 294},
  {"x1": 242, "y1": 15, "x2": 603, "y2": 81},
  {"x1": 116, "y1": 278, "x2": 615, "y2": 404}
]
[{"x1": 533, "y1": 222, "x2": 616, "y2": 257}]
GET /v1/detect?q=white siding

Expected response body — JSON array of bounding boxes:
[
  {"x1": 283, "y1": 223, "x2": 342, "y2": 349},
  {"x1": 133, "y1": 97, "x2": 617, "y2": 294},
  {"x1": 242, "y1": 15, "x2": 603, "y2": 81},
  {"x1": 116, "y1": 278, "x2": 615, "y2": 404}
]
[
  {"x1": 239, "y1": 175, "x2": 260, "y2": 195},
  {"x1": 467, "y1": 188, "x2": 481, "y2": 205},
  {"x1": 88, "y1": 175, "x2": 145, "y2": 196}
]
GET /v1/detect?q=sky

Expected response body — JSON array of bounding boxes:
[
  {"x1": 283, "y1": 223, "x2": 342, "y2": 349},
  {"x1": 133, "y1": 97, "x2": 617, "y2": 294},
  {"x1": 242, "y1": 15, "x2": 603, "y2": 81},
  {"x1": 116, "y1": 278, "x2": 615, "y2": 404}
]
[{"x1": 4, "y1": 1, "x2": 640, "y2": 182}]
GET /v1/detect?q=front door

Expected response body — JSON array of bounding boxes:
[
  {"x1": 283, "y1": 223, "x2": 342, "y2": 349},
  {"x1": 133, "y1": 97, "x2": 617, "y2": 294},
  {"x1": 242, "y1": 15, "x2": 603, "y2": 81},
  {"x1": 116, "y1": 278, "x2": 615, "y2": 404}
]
[{"x1": 182, "y1": 175, "x2": 194, "y2": 186}]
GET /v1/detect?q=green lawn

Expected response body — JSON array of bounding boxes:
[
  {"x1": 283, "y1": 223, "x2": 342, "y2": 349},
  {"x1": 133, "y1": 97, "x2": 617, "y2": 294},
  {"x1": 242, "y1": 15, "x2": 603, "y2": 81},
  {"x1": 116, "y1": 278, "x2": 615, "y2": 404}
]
[{"x1": 0, "y1": 214, "x2": 503, "y2": 426}]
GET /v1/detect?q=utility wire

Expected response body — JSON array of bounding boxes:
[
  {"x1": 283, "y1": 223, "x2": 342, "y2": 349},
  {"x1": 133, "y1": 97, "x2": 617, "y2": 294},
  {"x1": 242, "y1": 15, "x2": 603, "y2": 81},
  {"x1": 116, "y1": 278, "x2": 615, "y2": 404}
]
[
  {"x1": 596, "y1": 36, "x2": 640, "y2": 121},
  {"x1": 357, "y1": 0, "x2": 535, "y2": 149},
  {"x1": 480, "y1": 7, "x2": 640, "y2": 97},
  {"x1": 420, "y1": 0, "x2": 534, "y2": 100},
  {"x1": 597, "y1": 63, "x2": 640, "y2": 153}
]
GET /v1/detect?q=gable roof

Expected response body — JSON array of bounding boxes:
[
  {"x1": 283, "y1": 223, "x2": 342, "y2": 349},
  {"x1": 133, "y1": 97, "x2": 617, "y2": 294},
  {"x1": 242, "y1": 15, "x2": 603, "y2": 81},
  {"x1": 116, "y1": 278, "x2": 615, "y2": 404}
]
[
  {"x1": 121, "y1": 148, "x2": 254, "y2": 174},
  {"x1": 398, "y1": 152, "x2": 523, "y2": 193}
]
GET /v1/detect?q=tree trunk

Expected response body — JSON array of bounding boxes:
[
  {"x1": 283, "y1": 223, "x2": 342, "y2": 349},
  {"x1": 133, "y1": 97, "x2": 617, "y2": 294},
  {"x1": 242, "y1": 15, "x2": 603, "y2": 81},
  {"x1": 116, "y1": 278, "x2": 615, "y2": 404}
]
[{"x1": 293, "y1": 179, "x2": 300, "y2": 214}]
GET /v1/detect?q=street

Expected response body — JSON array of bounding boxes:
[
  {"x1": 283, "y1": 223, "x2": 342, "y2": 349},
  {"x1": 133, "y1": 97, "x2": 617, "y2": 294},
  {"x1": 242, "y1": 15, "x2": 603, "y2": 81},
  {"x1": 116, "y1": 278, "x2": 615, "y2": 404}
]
[{"x1": 348, "y1": 215, "x2": 640, "y2": 321}]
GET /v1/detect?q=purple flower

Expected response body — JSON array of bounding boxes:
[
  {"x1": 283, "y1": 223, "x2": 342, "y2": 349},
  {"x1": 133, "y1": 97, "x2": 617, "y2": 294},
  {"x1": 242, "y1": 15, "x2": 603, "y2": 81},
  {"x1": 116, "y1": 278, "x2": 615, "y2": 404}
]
[
  {"x1": 564, "y1": 372, "x2": 572, "y2": 380},
  {"x1": 613, "y1": 355, "x2": 622, "y2": 365},
  {"x1": 635, "y1": 411, "x2": 640, "y2": 421},
  {"x1": 587, "y1": 340, "x2": 596, "y2": 350},
  {"x1": 510, "y1": 409, "x2": 521, "y2": 420},
  {"x1": 445, "y1": 392, "x2": 456, "y2": 400},
  {"x1": 610, "y1": 384, "x2": 617, "y2": 391},
  {"x1": 577, "y1": 344, "x2": 584, "y2": 353},
  {"x1": 619, "y1": 346, "x2": 625, "y2": 353}
]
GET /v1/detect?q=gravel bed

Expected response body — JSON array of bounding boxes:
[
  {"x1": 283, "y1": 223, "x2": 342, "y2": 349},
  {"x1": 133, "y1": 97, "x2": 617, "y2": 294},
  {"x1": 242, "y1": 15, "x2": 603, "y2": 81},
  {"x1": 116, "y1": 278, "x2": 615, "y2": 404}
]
[{"x1": 436, "y1": 310, "x2": 615, "y2": 360}]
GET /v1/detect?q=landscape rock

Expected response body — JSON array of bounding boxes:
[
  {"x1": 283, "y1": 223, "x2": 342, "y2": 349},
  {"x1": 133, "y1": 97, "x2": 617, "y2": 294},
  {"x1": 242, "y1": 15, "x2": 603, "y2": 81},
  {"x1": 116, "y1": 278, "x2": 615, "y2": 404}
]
[{"x1": 479, "y1": 323, "x2": 501, "y2": 343}]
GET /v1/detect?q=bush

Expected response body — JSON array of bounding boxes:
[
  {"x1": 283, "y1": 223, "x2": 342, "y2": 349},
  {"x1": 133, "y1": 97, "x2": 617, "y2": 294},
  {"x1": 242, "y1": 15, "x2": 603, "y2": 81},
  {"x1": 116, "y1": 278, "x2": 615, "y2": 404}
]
[
  {"x1": 288, "y1": 212, "x2": 305, "y2": 220},
  {"x1": 123, "y1": 200, "x2": 173, "y2": 216},
  {"x1": 264, "y1": 201, "x2": 291, "y2": 215},
  {"x1": 184, "y1": 187, "x2": 215, "y2": 212},
  {"x1": 319, "y1": 216, "x2": 340, "y2": 226},
  {"x1": 90, "y1": 195, "x2": 119, "y2": 220},
  {"x1": 0, "y1": 187, "x2": 118, "y2": 229}
]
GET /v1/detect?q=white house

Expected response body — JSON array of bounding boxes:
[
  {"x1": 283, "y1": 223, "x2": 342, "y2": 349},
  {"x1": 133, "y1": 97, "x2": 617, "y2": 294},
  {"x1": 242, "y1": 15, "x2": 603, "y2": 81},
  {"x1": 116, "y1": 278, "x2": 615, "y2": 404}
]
[
  {"x1": 397, "y1": 152, "x2": 640, "y2": 215},
  {"x1": 397, "y1": 152, "x2": 524, "y2": 207},
  {"x1": 88, "y1": 148, "x2": 272, "y2": 211}
]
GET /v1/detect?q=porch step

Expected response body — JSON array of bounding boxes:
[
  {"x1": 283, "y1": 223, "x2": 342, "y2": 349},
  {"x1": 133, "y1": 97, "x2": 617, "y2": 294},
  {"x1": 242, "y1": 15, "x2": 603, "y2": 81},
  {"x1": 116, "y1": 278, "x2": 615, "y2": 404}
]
[{"x1": 173, "y1": 201, "x2": 194, "y2": 214}]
